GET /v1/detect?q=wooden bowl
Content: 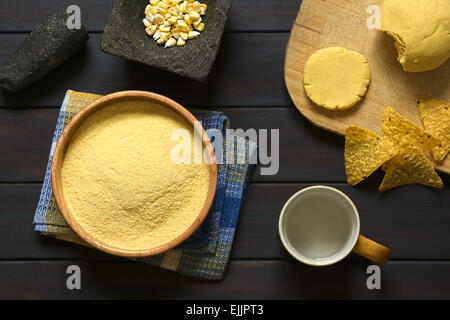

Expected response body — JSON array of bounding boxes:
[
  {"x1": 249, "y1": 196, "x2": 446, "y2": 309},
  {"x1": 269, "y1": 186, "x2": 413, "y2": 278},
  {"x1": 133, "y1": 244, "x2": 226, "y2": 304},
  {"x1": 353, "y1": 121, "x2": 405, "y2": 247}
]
[{"x1": 51, "y1": 90, "x2": 217, "y2": 257}]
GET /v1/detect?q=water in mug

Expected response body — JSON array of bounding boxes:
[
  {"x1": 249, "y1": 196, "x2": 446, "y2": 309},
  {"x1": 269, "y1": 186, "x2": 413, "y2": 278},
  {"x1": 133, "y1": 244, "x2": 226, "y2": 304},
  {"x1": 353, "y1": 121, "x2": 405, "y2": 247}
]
[{"x1": 284, "y1": 190, "x2": 357, "y2": 261}]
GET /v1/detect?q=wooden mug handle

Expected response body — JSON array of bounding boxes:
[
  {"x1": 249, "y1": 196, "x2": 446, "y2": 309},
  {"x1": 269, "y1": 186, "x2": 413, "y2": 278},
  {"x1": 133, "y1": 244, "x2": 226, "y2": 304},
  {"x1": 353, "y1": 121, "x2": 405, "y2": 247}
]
[{"x1": 352, "y1": 235, "x2": 390, "y2": 264}]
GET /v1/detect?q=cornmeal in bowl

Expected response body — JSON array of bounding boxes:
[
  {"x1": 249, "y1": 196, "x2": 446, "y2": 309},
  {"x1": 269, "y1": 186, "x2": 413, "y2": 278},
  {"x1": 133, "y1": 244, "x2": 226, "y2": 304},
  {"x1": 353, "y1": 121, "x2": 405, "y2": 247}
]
[{"x1": 61, "y1": 99, "x2": 210, "y2": 251}]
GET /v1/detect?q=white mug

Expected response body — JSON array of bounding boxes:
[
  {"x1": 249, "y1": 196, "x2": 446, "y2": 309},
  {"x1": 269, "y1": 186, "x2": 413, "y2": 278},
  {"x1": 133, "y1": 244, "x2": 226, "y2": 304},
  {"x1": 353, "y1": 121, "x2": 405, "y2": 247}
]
[{"x1": 278, "y1": 186, "x2": 390, "y2": 266}]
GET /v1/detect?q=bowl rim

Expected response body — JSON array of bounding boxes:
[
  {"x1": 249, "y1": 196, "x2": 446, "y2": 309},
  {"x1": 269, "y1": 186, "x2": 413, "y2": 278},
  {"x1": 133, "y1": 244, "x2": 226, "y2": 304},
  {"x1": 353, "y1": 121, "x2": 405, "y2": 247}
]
[{"x1": 51, "y1": 90, "x2": 218, "y2": 257}]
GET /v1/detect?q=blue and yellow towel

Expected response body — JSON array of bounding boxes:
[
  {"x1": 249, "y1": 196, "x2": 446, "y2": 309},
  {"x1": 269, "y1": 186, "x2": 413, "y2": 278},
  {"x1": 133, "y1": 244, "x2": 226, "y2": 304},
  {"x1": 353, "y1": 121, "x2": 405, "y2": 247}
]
[{"x1": 33, "y1": 90, "x2": 256, "y2": 280}]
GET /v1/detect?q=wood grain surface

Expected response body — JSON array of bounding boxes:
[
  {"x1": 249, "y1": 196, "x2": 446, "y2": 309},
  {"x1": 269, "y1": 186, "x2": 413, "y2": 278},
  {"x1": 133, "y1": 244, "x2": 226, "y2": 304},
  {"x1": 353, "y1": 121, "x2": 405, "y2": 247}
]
[
  {"x1": 1, "y1": 183, "x2": 450, "y2": 261},
  {"x1": 0, "y1": 0, "x2": 300, "y2": 32},
  {"x1": 2, "y1": 260, "x2": 450, "y2": 299},
  {"x1": 0, "y1": 0, "x2": 449, "y2": 299},
  {"x1": 284, "y1": 0, "x2": 450, "y2": 173},
  {"x1": 0, "y1": 33, "x2": 292, "y2": 108},
  {"x1": 234, "y1": 184, "x2": 450, "y2": 260}
]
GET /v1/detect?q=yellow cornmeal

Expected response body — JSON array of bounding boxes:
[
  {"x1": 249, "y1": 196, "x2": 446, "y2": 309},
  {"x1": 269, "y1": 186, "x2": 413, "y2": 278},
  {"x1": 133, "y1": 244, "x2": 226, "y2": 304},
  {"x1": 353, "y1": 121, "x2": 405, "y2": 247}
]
[{"x1": 61, "y1": 100, "x2": 210, "y2": 251}]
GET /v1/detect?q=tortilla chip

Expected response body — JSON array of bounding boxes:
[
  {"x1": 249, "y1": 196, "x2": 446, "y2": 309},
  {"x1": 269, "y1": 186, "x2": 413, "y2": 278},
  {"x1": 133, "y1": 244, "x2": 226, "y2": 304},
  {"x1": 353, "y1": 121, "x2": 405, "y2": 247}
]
[
  {"x1": 345, "y1": 126, "x2": 397, "y2": 185},
  {"x1": 379, "y1": 143, "x2": 443, "y2": 191},
  {"x1": 382, "y1": 107, "x2": 440, "y2": 150},
  {"x1": 381, "y1": 138, "x2": 412, "y2": 172},
  {"x1": 417, "y1": 96, "x2": 450, "y2": 161}
]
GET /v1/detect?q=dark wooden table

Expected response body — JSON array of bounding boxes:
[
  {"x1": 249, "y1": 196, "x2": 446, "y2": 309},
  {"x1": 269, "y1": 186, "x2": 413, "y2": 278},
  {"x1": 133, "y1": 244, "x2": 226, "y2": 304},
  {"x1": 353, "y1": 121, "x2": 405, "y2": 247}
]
[{"x1": 0, "y1": 0, "x2": 449, "y2": 300}]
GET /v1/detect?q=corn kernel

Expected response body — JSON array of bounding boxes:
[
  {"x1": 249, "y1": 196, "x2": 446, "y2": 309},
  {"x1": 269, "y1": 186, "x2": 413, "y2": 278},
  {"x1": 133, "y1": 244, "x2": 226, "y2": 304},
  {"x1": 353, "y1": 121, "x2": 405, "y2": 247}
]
[
  {"x1": 177, "y1": 19, "x2": 189, "y2": 32},
  {"x1": 150, "y1": 0, "x2": 159, "y2": 5},
  {"x1": 159, "y1": 24, "x2": 171, "y2": 32},
  {"x1": 177, "y1": 37, "x2": 186, "y2": 46},
  {"x1": 154, "y1": 14, "x2": 165, "y2": 24},
  {"x1": 171, "y1": 28, "x2": 180, "y2": 39},
  {"x1": 192, "y1": 1, "x2": 201, "y2": 11},
  {"x1": 165, "y1": 37, "x2": 177, "y2": 47},
  {"x1": 166, "y1": 16, "x2": 176, "y2": 24},
  {"x1": 157, "y1": 2, "x2": 169, "y2": 9},
  {"x1": 194, "y1": 22, "x2": 204, "y2": 31},
  {"x1": 157, "y1": 37, "x2": 167, "y2": 45},
  {"x1": 183, "y1": 13, "x2": 192, "y2": 24},
  {"x1": 193, "y1": 17, "x2": 202, "y2": 26},
  {"x1": 180, "y1": 32, "x2": 188, "y2": 40},
  {"x1": 160, "y1": 31, "x2": 171, "y2": 39},
  {"x1": 146, "y1": 14, "x2": 154, "y2": 23},
  {"x1": 168, "y1": 8, "x2": 179, "y2": 16},
  {"x1": 187, "y1": 31, "x2": 200, "y2": 39},
  {"x1": 145, "y1": 4, "x2": 152, "y2": 15},
  {"x1": 156, "y1": 6, "x2": 167, "y2": 14},
  {"x1": 153, "y1": 31, "x2": 161, "y2": 40},
  {"x1": 177, "y1": 19, "x2": 187, "y2": 26},
  {"x1": 199, "y1": 4, "x2": 207, "y2": 15},
  {"x1": 180, "y1": 1, "x2": 187, "y2": 12},
  {"x1": 150, "y1": 6, "x2": 158, "y2": 14},
  {"x1": 143, "y1": 18, "x2": 152, "y2": 28},
  {"x1": 189, "y1": 10, "x2": 200, "y2": 21},
  {"x1": 145, "y1": 25, "x2": 157, "y2": 36}
]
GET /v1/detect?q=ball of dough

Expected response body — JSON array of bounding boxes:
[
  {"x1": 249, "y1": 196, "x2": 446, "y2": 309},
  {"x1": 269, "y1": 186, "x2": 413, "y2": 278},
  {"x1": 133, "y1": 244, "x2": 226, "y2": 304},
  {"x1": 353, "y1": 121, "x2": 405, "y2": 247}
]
[
  {"x1": 303, "y1": 47, "x2": 371, "y2": 111},
  {"x1": 380, "y1": 0, "x2": 450, "y2": 72}
]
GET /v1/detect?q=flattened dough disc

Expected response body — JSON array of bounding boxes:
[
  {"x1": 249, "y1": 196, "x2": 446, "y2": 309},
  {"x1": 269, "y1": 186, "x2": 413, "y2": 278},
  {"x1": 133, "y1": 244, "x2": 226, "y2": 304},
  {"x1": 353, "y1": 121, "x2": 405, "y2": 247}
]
[{"x1": 303, "y1": 47, "x2": 370, "y2": 111}]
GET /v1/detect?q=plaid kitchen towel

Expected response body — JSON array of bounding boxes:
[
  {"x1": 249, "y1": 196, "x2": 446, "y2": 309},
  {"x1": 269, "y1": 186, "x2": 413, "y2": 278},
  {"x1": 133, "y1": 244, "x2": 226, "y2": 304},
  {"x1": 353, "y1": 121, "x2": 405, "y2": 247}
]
[{"x1": 33, "y1": 90, "x2": 257, "y2": 280}]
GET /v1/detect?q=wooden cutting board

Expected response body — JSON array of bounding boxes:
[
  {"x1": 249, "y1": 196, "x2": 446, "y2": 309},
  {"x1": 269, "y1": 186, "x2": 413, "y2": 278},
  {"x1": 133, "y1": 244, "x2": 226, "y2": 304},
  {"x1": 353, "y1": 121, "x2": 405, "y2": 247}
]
[{"x1": 284, "y1": 0, "x2": 450, "y2": 175}]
